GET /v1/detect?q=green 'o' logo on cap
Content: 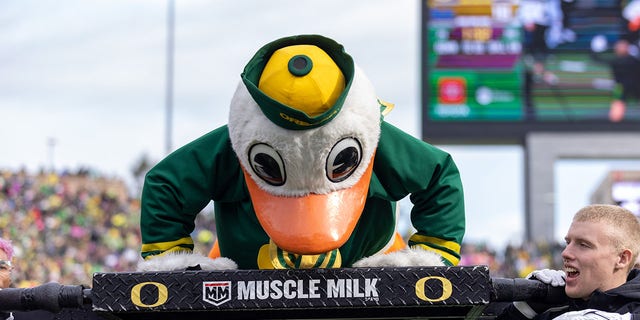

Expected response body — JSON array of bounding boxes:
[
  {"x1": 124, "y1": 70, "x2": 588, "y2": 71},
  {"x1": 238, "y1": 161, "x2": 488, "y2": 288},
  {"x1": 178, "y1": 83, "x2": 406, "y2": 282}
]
[{"x1": 288, "y1": 55, "x2": 313, "y2": 77}]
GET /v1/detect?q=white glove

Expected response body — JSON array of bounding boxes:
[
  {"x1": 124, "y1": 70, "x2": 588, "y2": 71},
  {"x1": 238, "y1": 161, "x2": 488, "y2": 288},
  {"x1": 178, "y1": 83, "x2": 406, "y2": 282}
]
[
  {"x1": 137, "y1": 252, "x2": 238, "y2": 271},
  {"x1": 591, "y1": 35, "x2": 608, "y2": 53},
  {"x1": 552, "y1": 309, "x2": 631, "y2": 320},
  {"x1": 352, "y1": 247, "x2": 445, "y2": 267},
  {"x1": 526, "y1": 269, "x2": 566, "y2": 287}
]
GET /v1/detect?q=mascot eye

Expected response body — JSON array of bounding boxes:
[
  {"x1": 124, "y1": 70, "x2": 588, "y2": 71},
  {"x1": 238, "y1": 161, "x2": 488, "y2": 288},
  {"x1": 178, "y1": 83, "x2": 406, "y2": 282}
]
[
  {"x1": 248, "y1": 143, "x2": 286, "y2": 186},
  {"x1": 326, "y1": 138, "x2": 362, "y2": 183}
]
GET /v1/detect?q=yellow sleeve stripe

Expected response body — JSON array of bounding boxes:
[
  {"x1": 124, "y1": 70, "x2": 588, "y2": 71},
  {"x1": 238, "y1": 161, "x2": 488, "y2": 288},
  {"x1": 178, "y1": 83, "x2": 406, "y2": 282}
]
[
  {"x1": 411, "y1": 244, "x2": 460, "y2": 266},
  {"x1": 409, "y1": 234, "x2": 461, "y2": 265},
  {"x1": 141, "y1": 237, "x2": 194, "y2": 259},
  {"x1": 409, "y1": 234, "x2": 461, "y2": 253}
]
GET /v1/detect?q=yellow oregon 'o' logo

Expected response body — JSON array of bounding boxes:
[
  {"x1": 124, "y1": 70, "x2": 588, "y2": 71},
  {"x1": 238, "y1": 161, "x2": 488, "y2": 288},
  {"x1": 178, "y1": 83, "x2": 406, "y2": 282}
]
[
  {"x1": 415, "y1": 276, "x2": 453, "y2": 302},
  {"x1": 131, "y1": 282, "x2": 169, "y2": 308}
]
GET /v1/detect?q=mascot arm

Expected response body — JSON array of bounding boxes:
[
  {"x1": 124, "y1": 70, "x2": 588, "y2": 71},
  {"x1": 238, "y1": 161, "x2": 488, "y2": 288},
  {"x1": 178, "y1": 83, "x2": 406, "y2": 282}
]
[
  {"x1": 139, "y1": 126, "x2": 241, "y2": 270},
  {"x1": 371, "y1": 123, "x2": 465, "y2": 266},
  {"x1": 407, "y1": 152, "x2": 464, "y2": 266}
]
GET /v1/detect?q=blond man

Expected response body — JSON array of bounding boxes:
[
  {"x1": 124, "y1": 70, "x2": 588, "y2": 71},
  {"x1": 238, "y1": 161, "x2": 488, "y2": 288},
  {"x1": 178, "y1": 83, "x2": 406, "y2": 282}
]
[{"x1": 498, "y1": 204, "x2": 640, "y2": 320}]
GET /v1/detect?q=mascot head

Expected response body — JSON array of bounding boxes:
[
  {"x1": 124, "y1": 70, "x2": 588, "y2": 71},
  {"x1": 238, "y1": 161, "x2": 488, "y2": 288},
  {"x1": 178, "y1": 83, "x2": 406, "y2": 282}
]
[{"x1": 228, "y1": 35, "x2": 385, "y2": 256}]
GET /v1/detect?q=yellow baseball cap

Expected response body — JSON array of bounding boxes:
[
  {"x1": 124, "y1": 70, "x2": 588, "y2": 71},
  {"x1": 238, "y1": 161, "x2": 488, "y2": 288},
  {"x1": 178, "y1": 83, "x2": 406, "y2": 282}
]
[
  {"x1": 241, "y1": 35, "x2": 355, "y2": 130},
  {"x1": 258, "y1": 44, "x2": 345, "y2": 117}
]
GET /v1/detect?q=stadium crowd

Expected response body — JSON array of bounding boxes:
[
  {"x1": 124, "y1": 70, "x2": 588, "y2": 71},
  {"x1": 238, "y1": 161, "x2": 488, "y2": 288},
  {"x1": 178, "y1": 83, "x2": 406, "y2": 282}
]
[
  {"x1": 0, "y1": 169, "x2": 562, "y2": 287},
  {"x1": 0, "y1": 169, "x2": 216, "y2": 287}
]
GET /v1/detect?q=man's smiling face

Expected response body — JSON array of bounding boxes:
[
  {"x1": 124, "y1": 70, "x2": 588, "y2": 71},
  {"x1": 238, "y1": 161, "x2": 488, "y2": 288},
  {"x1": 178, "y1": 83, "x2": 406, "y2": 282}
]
[{"x1": 561, "y1": 220, "x2": 624, "y2": 299}]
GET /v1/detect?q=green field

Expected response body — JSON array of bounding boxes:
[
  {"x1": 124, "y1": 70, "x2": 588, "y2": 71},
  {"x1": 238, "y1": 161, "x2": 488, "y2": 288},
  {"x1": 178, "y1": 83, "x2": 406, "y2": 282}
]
[{"x1": 531, "y1": 52, "x2": 619, "y2": 121}]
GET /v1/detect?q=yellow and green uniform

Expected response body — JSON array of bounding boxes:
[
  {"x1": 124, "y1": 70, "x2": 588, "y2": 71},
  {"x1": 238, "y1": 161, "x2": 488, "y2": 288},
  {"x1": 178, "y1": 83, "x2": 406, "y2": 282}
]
[{"x1": 140, "y1": 121, "x2": 465, "y2": 268}]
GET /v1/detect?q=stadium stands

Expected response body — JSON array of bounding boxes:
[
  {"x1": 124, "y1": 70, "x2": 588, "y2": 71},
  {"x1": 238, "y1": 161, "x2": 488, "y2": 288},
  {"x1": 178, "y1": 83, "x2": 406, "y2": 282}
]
[
  {"x1": 0, "y1": 169, "x2": 561, "y2": 287},
  {"x1": 0, "y1": 169, "x2": 215, "y2": 287}
]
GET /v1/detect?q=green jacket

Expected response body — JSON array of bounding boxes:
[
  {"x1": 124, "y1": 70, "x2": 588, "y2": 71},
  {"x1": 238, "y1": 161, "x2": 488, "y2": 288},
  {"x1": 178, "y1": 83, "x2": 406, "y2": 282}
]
[{"x1": 140, "y1": 121, "x2": 465, "y2": 268}]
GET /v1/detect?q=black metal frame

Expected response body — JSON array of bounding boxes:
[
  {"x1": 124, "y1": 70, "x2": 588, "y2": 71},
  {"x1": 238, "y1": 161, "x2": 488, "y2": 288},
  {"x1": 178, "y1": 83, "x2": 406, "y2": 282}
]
[{"x1": 0, "y1": 266, "x2": 564, "y2": 320}]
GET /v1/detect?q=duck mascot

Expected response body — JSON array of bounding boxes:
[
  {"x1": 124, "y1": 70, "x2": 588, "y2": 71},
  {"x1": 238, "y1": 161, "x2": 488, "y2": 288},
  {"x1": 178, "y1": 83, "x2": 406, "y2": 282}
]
[{"x1": 137, "y1": 34, "x2": 465, "y2": 271}]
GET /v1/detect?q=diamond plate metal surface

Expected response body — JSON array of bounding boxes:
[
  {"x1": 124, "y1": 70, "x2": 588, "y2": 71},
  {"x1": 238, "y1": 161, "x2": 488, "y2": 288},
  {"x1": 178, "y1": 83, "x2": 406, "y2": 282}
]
[{"x1": 91, "y1": 266, "x2": 491, "y2": 316}]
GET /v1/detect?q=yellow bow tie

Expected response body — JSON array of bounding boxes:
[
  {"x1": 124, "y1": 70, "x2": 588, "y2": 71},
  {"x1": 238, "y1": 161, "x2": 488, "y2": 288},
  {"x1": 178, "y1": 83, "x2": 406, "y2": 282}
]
[{"x1": 257, "y1": 240, "x2": 342, "y2": 269}]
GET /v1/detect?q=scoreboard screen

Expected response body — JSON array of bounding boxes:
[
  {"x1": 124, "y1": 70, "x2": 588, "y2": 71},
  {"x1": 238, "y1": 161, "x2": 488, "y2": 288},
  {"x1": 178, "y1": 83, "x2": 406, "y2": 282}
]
[{"x1": 422, "y1": 0, "x2": 640, "y2": 143}]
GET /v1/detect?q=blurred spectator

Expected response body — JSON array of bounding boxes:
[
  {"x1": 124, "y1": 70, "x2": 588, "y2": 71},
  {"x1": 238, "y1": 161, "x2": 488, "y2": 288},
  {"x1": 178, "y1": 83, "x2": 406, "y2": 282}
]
[
  {"x1": 2, "y1": 168, "x2": 568, "y2": 285},
  {"x1": 519, "y1": 0, "x2": 564, "y2": 116},
  {"x1": 0, "y1": 237, "x2": 13, "y2": 289},
  {"x1": 0, "y1": 169, "x2": 215, "y2": 286},
  {"x1": 518, "y1": 0, "x2": 563, "y2": 84},
  {"x1": 623, "y1": 0, "x2": 640, "y2": 44},
  {"x1": 0, "y1": 238, "x2": 13, "y2": 289},
  {"x1": 0, "y1": 237, "x2": 14, "y2": 320},
  {"x1": 590, "y1": 38, "x2": 640, "y2": 122},
  {"x1": 459, "y1": 241, "x2": 564, "y2": 278}
]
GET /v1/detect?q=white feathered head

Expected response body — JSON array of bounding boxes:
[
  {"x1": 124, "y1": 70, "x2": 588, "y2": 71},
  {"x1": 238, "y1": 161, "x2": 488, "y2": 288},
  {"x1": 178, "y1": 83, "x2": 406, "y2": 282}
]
[{"x1": 228, "y1": 35, "x2": 386, "y2": 254}]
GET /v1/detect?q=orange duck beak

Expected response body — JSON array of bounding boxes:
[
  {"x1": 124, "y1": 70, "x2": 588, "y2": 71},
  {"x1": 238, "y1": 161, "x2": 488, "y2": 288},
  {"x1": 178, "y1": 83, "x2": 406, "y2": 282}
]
[{"x1": 243, "y1": 157, "x2": 374, "y2": 255}]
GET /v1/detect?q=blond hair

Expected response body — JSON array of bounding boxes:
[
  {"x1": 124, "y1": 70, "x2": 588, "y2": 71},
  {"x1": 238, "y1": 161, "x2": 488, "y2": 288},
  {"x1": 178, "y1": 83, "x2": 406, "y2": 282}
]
[{"x1": 573, "y1": 204, "x2": 640, "y2": 271}]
